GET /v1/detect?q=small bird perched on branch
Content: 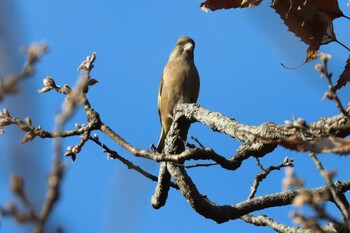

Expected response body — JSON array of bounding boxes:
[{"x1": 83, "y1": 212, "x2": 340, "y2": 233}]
[{"x1": 156, "y1": 36, "x2": 200, "y2": 152}]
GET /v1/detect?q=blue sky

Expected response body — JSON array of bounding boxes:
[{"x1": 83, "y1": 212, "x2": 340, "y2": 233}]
[{"x1": 1, "y1": 1, "x2": 350, "y2": 233}]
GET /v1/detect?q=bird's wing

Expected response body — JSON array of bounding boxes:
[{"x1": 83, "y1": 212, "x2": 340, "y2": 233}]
[{"x1": 157, "y1": 73, "x2": 164, "y2": 125}]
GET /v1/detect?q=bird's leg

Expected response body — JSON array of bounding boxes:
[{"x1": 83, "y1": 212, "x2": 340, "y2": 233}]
[{"x1": 150, "y1": 144, "x2": 158, "y2": 152}]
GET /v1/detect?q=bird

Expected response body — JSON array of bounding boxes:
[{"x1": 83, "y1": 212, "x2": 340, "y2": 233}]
[{"x1": 156, "y1": 36, "x2": 200, "y2": 152}]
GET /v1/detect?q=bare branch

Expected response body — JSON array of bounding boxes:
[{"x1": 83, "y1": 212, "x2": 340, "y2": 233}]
[
  {"x1": 315, "y1": 53, "x2": 349, "y2": 119},
  {"x1": 168, "y1": 159, "x2": 350, "y2": 224},
  {"x1": 175, "y1": 103, "x2": 350, "y2": 143},
  {"x1": 3, "y1": 48, "x2": 350, "y2": 232},
  {"x1": 33, "y1": 52, "x2": 97, "y2": 233}
]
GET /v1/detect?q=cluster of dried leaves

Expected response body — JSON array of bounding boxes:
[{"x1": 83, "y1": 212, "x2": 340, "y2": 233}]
[{"x1": 201, "y1": 0, "x2": 350, "y2": 90}]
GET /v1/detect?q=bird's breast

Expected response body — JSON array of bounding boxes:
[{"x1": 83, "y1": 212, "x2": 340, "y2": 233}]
[{"x1": 162, "y1": 59, "x2": 199, "y2": 104}]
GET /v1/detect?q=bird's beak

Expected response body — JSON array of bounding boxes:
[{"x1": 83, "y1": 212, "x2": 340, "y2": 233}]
[{"x1": 183, "y1": 42, "x2": 194, "y2": 52}]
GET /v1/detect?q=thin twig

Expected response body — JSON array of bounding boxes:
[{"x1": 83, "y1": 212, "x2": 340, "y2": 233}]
[
  {"x1": 240, "y1": 213, "x2": 337, "y2": 233},
  {"x1": 317, "y1": 53, "x2": 349, "y2": 119},
  {"x1": 247, "y1": 157, "x2": 294, "y2": 200},
  {"x1": 88, "y1": 135, "x2": 178, "y2": 189},
  {"x1": 309, "y1": 152, "x2": 350, "y2": 226},
  {"x1": 32, "y1": 52, "x2": 97, "y2": 233},
  {"x1": 184, "y1": 162, "x2": 217, "y2": 168}
]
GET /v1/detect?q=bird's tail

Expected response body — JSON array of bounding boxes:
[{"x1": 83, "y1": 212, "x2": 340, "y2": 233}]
[{"x1": 156, "y1": 129, "x2": 166, "y2": 153}]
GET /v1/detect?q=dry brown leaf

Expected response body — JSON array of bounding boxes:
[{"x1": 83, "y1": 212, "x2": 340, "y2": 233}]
[
  {"x1": 334, "y1": 57, "x2": 350, "y2": 91},
  {"x1": 312, "y1": 0, "x2": 344, "y2": 20},
  {"x1": 272, "y1": 0, "x2": 342, "y2": 62},
  {"x1": 200, "y1": 0, "x2": 262, "y2": 12}
]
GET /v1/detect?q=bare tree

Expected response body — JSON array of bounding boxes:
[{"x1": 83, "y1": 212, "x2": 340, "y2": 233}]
[{"x1": 1, "y1": 1, "x2": 350, "y2": 233}]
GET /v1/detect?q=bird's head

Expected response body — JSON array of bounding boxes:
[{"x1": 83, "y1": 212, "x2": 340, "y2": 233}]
[{"x1": 169, "y1": 36, "x2": 195, "y2": 61}]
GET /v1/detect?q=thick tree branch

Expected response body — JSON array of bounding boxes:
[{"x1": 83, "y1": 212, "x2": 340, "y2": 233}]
[
  {"x1": 173, "y1": 167, "x2": 350, "y2": 223},
  {"x1": 176, "y1": 103, "x2": 350, "y2": 142}
]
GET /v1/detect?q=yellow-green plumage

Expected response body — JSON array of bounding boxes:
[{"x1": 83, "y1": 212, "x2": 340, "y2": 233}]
[{"x1": 157, "y1": 36, "x2": 200, "y2": 152}]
